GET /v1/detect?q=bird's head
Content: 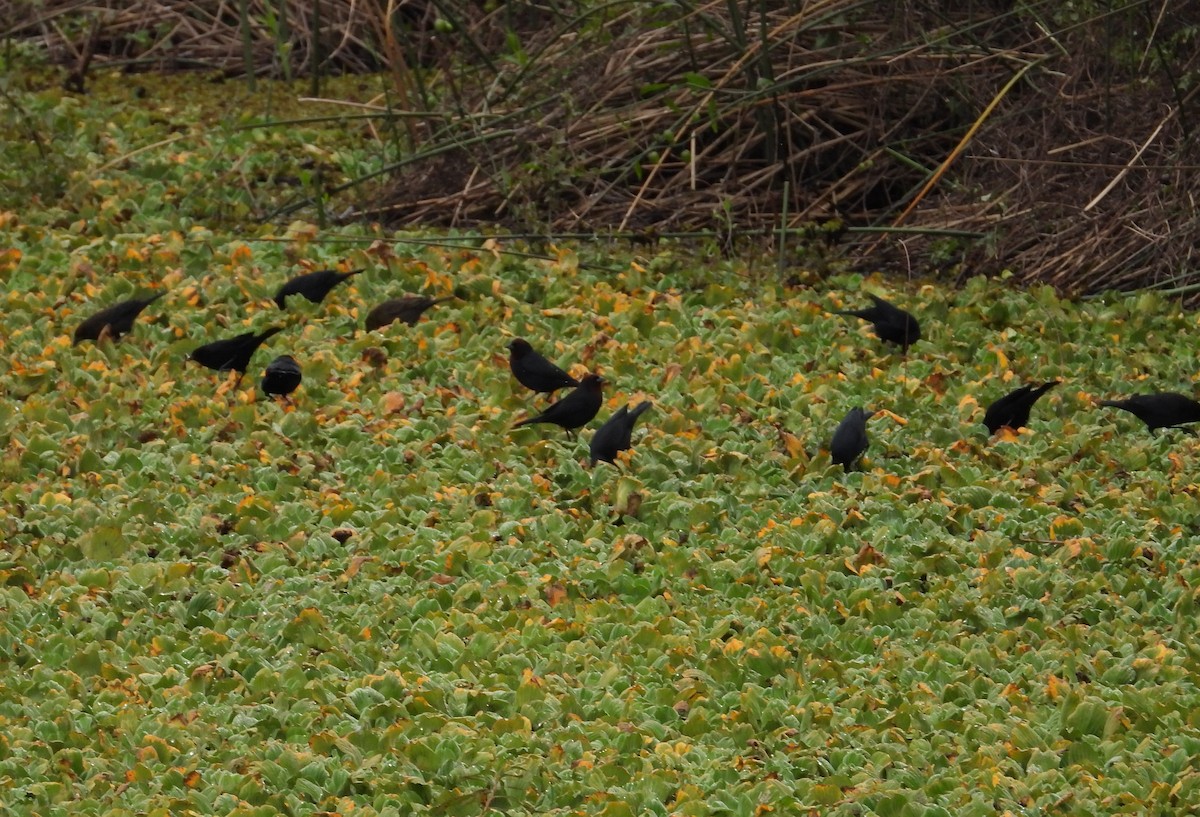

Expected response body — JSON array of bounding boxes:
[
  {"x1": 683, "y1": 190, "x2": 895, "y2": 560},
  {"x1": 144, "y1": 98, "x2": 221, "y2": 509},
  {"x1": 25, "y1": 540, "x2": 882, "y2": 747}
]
[
  {"x1": 581, "y1": 374, "x2": 605, "y2": 391},
  {"x1": 507, "y1": 338, "x2": 531, "y2": 356}
]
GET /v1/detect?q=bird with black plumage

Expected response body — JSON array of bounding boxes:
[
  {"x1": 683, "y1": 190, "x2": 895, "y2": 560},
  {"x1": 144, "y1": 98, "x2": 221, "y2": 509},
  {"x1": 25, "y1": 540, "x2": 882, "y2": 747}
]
[
  {"x1": 1100, "y1": 392, "x2": 1200, "y2": 434},
  {"x1": 275, "y1": 267, "x2": 363, "y2": 309},
  {"x1": 983, "y1": 381, "x2": 1059, "y2": 436},
  {"x1": 507, "y1": 338, "x2": 580, "y2": 400},
  {"x1": 188, "y1": 326, "x2": 283, "y2": 386},
  {"x1": 262, "y1": 354, "x2": 302, "y2": 403},
  {"x1": 74, "y1": 292, "x2": 164, "y2": 345},
  {"x1": 514, "y1": 374, "x2": 604, "y2": 437},
  {"x1": 590, "y1": 400, "x2": 652, "y2": 466},
  {"x1": 830, "y1": 406, "x2": 876, "y2": 472},
  {"x1": 835, "y1": 293, "x2": 921, "y2": 352}
]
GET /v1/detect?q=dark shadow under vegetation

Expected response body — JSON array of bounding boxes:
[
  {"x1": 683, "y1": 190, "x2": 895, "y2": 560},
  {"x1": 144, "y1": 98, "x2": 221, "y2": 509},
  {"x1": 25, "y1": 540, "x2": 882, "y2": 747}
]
[{"x1": 11, "y1": 0, "x2": 1200, "y2": 298}]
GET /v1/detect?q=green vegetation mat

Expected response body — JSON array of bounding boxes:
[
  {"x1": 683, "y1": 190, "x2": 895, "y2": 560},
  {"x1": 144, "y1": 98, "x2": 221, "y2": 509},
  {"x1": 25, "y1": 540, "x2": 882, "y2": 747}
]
[{"x1": 3, "y1": 69, "x2": 1200, "y2": 817}]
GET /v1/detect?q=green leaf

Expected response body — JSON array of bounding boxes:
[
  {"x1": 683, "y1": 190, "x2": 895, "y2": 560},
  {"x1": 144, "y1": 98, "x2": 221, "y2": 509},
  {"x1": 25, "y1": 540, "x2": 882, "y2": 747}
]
[{"x1": 80, "y1": 524, "x2": 127, "y2": 560}]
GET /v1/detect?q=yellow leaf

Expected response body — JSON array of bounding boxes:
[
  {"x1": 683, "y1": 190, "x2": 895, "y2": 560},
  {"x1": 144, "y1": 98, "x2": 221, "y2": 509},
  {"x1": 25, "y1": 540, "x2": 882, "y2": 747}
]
[
  {"x1": 995, "y1": 427, "x2": 1021, "y2": 443},
  {"x1": 342, "y1": 554, "x2": 369, "y2": 580},
  {"x1": 722, "y1": 638, "x2": 744, "y2": 654},
  {"x1": 780, "y1": 431, "x2": 804, "y2": 457}
]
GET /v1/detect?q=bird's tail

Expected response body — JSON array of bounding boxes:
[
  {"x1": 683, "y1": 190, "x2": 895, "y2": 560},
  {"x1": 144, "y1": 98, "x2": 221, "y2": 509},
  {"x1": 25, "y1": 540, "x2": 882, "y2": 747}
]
[
  {"x1": 627, "y1": 400, "x2": 653, "y2": 419},
  {"x1": 1034, "y1": 380, "x2": 1062, "y2": 397}
]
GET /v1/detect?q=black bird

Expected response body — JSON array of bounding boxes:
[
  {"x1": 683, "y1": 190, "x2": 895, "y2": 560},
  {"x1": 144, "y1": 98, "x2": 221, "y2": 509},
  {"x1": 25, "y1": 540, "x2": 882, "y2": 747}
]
[
  {"x1": 508, "y1": 338, "x2": 580, "y2": 397},
  {"x1": 830, "y1": 407, "x2": 875, "y2": 472},
  {"x1": 73, "y1": 293, "x2": 164, "y2": 345},
  {"x1": 515, "y1": 374, "x2": 604, "y2": 435},
  {"x1": 837, "y1": 294, "x2": 921, "y2": 351},
  {"x1": 365, "y1": 295, "x2": 454, "y2": 331},
  {"x1": 1100, "y1": 392, "x2": 1200, "y2": 433},
  {"x1": 983, "y1": 381, "x2": 1059, "y2": 434},
  {"x1": 274, "y1": 268, "x2": 363, "y2": 309},
  {"x1": 262, "y1": 354, "x2": 302, "y2": 399},
  {"x1": 590, "y1": 400, "x2": 652, "y2": 465},
  {"x1": 189, "y1": 327, "x2": 283, "y2": 374}
]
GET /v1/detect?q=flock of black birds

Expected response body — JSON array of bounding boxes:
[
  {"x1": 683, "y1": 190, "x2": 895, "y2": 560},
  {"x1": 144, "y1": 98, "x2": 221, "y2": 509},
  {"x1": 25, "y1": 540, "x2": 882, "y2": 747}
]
[
  {"x1": 71, "y1": 266, "x2": 651, "y2": 466},
  {"x1": 827, "y1": 294, "x2": 1200, "y2": 470},
  {"x1": 72, "y1": 276, "x2": 1200, "y2": 472}
]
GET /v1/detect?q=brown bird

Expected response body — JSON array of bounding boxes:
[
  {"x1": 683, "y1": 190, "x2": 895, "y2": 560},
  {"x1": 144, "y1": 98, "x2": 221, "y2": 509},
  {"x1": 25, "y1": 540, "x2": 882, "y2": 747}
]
[
  {"x1": 515, "y1": 374, "x2": 604, "y2": 436},
  {"x1": 73, "y1": 293, "x2": 164, "y2": 345},
  {"x1": 365, "y1": 295, "x2": 454, "y2": 331},
  {"x1": 275, "y1": 268, "x2": 363, "y2": 309},
  {"x1": 508, "y1": 338, "x2": 579, "y2": 397}
]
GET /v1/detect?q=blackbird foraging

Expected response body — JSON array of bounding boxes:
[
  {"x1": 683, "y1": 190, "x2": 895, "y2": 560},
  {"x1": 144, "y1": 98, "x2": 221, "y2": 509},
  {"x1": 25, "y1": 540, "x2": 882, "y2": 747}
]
[
  {"x1": 837, "y1": 294, "x2": 921, "y2": 351},
  {"x1": 515, "y1": 374, "x2": 604, "y2": 435},
  {"x1": 74, "y1": 293, "x2": 164, "y2": 345},
  {"x1": 590, "y1": 400, "x2": 652, "y2": 465},
  {"x1": 262, "y1": 354, "x2": 302, "y2": 399},
  {"x1": 365, "y1": 295, "x2": 454, "y2": 331},
  {"x1": 508, "y1": 338, "x2": 580, "y2": 397},
  {"x1": 1100, "y1": 392, "x2": 1200, "y2": 433},
  {"x1": 274, "y1": 268, "x2": 363, "y2": 309},
  {"x1": 983, "y1": 381, "x2": 1059, "y2": 434},
  {"x1": 830, "y1": 407, "x2": 875, "y2": 472},
  {"x1": 189, "y1": 327, "x2": 283, "y2": 374}
]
